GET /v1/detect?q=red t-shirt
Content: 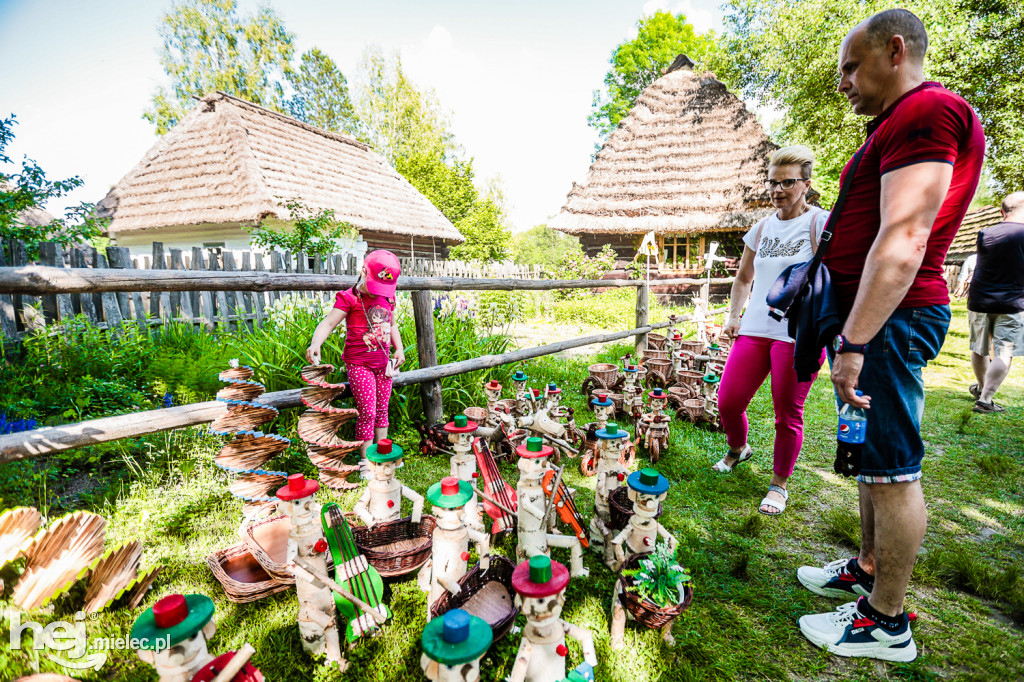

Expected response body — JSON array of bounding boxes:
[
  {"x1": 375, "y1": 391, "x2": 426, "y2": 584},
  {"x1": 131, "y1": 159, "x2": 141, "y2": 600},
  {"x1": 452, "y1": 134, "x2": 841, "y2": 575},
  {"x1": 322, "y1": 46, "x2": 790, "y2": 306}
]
[
  {"x1": 334, "y1": 288, "x2": 394, "y2": 370},
  {"x1": 824, "y1": 82, "x2": 985, "y2": 314}
]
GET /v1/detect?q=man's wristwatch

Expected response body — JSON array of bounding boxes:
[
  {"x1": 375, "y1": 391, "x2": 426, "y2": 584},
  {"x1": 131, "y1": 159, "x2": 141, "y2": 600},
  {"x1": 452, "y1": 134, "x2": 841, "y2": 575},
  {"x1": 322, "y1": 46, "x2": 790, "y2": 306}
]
[{"x1": 832, "y1": 334, "x2": 868, "y2": 355}]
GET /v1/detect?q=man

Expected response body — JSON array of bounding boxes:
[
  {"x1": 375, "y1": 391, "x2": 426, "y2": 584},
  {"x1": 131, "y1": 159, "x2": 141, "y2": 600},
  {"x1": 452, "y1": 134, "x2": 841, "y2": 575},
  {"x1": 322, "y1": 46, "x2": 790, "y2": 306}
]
[
  {"x1": 953, "y1": 252, "x2": 975, "y2": 299},
  {"x1": 967, "y1": 192, "x2": 1024, "y2": 413},
  {"x1": 795, "y1": 9, "x2": 985, "y2": 662}
]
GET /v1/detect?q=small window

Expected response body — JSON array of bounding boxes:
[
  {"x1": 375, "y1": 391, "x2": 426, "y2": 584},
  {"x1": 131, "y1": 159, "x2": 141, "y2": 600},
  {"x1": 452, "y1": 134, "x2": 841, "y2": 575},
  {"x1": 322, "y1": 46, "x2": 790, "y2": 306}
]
[{"x1": 659, "y1": 234, "x2": 704, "y2": 272}]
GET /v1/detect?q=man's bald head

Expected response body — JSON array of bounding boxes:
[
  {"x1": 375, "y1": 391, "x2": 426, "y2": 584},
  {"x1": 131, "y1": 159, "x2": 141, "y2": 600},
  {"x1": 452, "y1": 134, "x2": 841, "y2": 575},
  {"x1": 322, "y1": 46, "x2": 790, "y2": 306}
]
[
  {"x1": 1001, "y1": 192, "x2": 1024, "y2": 219},
  {"x1": 863, "y1": 9, "x2": 928, "y2": 63}
]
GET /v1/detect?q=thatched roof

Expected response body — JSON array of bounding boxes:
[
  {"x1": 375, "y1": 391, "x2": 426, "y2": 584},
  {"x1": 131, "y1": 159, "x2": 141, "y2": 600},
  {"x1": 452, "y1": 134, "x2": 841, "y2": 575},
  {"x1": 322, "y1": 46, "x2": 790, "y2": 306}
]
[
  {"x1": 98, "y1": 92, "x2": 463, "y2": 242},
  {"x1": 550, "y1": 61, "x2": 776, "y2": 235},
  {"x1": 947, "y1": 205, "x2": 1001, "y2": 262}
]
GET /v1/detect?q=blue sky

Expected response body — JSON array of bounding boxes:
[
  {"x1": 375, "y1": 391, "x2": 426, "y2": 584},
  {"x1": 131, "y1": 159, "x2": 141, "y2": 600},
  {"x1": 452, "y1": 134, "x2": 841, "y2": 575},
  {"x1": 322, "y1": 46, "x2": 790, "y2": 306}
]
[{"x1": 0, "y1": 0, "x2": 727, "y2": 233}]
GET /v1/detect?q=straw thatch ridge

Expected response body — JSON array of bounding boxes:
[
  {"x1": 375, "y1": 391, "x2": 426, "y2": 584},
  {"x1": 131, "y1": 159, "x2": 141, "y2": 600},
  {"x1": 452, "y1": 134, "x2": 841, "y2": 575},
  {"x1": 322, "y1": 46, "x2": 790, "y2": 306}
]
[
  {"x1": 947, "y1": 205, "x2": 1000, "y2": 262},
  {"x1": 98, "y1": 92, "x2": 464, "y2": 243},
  {"x1": 550, "y1": 66, "x2": 776, "y2": 235}
]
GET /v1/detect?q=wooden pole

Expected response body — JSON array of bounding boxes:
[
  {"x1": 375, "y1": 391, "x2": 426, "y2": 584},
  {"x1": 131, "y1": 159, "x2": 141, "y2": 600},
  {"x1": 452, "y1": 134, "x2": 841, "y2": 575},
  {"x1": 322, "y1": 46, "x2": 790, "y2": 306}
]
[
  {"x1": 635, "y1": 279, "x2": 649, "y2": 357},
  {"x1": 411, "y1": 290, "x2": 443, "y2": 424}
]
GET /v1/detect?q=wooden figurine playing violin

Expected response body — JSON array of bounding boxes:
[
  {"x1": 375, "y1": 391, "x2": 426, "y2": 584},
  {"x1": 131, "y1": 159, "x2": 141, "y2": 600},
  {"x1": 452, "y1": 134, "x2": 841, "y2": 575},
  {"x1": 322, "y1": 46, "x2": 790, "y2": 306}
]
[
  {"x1": 420, "y1": 608, "x2": 493, "y2": 682},
  {"x1": 509, "y1": 555, "x2": 598, "y2": 682},
  {"x1": 515, "y1": 438, "x2": 588, "y2": 578},
  {"x1": 131, "y1": 593, "x2": 216, "y2": 682},
  {"x1": 589, "y1": 421, "x2": 631, "y2": 568},
  {"x1": 353, "y1": 439, "x2": 423, "y2": 529},
  {"x1": 422, "y1": 477, "x2": 491, "y2": 618},
  {"x1": 610, "y1": 468, "x2": 677, "y2": 572}
]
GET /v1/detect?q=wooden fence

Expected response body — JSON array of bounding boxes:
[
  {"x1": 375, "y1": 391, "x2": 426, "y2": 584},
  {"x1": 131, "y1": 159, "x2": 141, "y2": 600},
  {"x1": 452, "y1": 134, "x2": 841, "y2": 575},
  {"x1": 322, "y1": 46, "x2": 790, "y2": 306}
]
[{"x1": 398, "y1": 258, "x2": 542, "y2": 279}]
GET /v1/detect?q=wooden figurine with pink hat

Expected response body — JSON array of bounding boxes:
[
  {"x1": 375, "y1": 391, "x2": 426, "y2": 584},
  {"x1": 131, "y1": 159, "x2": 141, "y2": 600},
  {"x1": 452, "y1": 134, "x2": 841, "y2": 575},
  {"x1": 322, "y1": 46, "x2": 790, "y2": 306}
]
[
  {"x1": 610, "y1": 468, "x2": 677, "y2": 571},
  {"x1": 509, "y1": 555, "x2": 598, "y2": 682},
  {"x1": 515, "y1": 438, "x2": 588, "y2": 578},
  {"x1": 420, "y1": 608, "x2": 493, "y2": 681},
  {"x1": 131, "y1": 593, "x2": 216, "y2": 682},
  {"x1": 589, "y1": 422, "x2": 631, "y2": 568},
  {"x1": 353, "y1": 439, "x2": 423, "y2": 529},
  {"x1": 422, "y1": 476, "x2": 491, "y2": 618}
]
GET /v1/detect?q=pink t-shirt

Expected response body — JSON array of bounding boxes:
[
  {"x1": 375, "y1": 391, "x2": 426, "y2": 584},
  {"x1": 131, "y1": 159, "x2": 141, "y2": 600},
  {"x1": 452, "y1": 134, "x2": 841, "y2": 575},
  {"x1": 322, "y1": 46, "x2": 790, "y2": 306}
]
[{"x1": 333, "y1": 288, "x2": 394, "y2": 370}]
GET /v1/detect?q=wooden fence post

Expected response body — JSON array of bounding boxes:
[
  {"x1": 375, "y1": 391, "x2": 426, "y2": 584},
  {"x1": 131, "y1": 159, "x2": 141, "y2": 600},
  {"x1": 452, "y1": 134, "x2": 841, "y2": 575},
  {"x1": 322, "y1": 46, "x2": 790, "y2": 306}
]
[
  {"x1": 106, "y1": 247, "x2": 136, "y2": 324},
  {"x1": 37, "y1": 243, "x2": 74, "y2": 324},
  {"x1": 411, "y1": 290, "x2": 443, "y2": 424},
  {"x1": 0, "y1": 241, "x2": 18, "y2": 339},
  {"x1": 635, "y1": 280, "x2": 649, "y2": 357}
]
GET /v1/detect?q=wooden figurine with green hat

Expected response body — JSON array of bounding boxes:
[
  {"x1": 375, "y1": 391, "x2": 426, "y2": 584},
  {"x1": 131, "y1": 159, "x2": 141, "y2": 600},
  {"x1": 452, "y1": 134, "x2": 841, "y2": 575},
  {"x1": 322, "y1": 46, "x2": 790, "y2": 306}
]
[
  {"x1": 420, "y1": 608, "x2": 493, "y2": 681},
  {"x1": 590, "y1": 421, "x2": 631, "y2": 568},
  {"x1": 611, "y1": 468, "x2": 677, "y2": 571},
  {"x1": 700, "y1": 372, "x2": 721, "y2": 428},
  {"x1": 131, "y1": 593, "x2": 216, "y2": 682},
  {"x1": 421, "y1": 476, "x2": 491, "y2": 618},
  {"x1": 508, "y1": 555, "x2": 597, "y2": 682},
  {"x1": 512, "y1": 370, "x2": 533, "y2": 417},
  {"x1": 515, "y1": 438, "x2": 588, "y2": 578},
  {"x1": 353, "y1": 438, "x2": 423, "y2": 529}
]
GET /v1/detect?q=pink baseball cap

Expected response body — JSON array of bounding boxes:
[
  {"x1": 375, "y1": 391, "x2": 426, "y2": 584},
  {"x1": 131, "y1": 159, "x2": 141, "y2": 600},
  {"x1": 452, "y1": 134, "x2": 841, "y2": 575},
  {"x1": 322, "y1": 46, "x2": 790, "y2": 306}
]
[{"x1": 363, "y1": 250, "x2": 401, "y2": 297}]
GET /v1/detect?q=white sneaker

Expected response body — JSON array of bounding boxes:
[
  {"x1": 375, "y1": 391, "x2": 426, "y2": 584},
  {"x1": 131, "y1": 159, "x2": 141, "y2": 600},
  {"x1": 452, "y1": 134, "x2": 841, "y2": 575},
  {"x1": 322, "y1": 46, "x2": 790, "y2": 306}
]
[
  {"x1": 797, "y1": 557, "x2": 873, "y2": 599},
  {"x1": 799, "y1": 599, "x2": 917, "y2": 662}
]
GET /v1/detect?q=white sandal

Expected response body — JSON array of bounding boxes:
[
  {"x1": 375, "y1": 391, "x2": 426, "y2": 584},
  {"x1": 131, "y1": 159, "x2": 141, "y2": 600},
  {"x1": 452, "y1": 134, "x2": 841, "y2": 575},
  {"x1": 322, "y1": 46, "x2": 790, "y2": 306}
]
[
  {"x1": 758, "y1": 484, "x2": 789, "y2": 516},
  {"x1": 712, "y1": 445, "x2": 752, "y2": 472}
]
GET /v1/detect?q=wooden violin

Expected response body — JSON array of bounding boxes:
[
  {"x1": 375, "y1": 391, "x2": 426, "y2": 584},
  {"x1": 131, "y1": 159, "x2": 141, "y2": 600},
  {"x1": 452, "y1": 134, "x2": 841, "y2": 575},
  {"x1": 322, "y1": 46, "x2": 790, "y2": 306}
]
[
  {"x1": 541, "y1": 469, "x2": 589, "y2": 548},
  {"x1": 321, "y1": 503, "x2": 391, "y2": 642},
  {"x1": 472, "y1": 437, "x2": 517, "y2": 535}
]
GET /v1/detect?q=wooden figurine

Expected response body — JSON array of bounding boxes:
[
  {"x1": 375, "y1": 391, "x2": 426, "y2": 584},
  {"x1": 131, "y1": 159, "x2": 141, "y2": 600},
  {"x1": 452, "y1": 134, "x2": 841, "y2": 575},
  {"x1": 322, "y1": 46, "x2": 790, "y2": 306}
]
[
  {"x1": 635, "y1": 388, "x2": 671, "y2": 463},
  {"x1": 509, "y1": 555, "x2": 598, "y2": 682},
  {"x1": 423, "y1": 477, "x2": 491, "y2": 618},
  {"x1": 131, "y1": 593, "x2": 216, "y2": 682},
  {"x1": 483, "y1": 380, "x2": 503, "y2": 427},
  {"x1": 701, "y1": 373, "x2": 721, "y2": 428},
  {"x1": 589, "y1": 422, "x2": 630, "y2": 568},
  {"x1": 444, "y1": 415, "x2": 483, "y2": 529},
  {"x1": 512, "y1": 371, "x2": 533, "y2": 418},
  {"x1": 577, "y1": 393, "x2": 615, "y2": 476},
  {"x1": 544, "y1": 383, "x2": 563, "y2": 413},
  {"x1": 515, "y1": 438, "x2": 588, "y2": 578},
  {"x1": 353, "y1": 439, "x2": 423, "y2": 529},
  {"x1": 190, "y1": 645, "x2": 262, "y2": 682},
  {"x1": 610, "y1": 468, "x2": 677, "y2": 571},
  {"x1": 420, "y1": 608, "x2": 493, "y2": 682},
  {"x1": 621, "y1": 364, "x2": 644, "y2": 423}
]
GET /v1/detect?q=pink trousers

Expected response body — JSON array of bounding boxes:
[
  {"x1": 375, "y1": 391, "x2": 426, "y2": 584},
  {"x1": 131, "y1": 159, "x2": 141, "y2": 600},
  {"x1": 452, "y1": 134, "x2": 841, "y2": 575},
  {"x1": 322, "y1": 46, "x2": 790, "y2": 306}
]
[
  {"x1": 347, "y1": 364, "x2": 392, "y2": 442},
  {"x1": 717, "y1": 335, "x2": 820, "y2": 478}
]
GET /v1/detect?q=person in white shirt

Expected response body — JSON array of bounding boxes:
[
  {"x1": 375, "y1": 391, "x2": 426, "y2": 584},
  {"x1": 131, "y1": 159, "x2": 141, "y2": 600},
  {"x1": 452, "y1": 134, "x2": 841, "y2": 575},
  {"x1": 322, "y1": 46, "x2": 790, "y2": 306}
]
[
  {"x1": 713, "y1": 145, "x2": 829, "y2": 516},
  {"x1": 953, "y1": 252, "x2": 976, "y2": 299}
]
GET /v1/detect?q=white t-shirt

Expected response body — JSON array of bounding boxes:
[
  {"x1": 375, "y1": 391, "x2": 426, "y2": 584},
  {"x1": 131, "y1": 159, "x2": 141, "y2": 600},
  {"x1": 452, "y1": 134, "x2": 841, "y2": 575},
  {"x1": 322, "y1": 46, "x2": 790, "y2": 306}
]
[{"x1": 738, "y1": 207, "x2": 830, "y2": 342}]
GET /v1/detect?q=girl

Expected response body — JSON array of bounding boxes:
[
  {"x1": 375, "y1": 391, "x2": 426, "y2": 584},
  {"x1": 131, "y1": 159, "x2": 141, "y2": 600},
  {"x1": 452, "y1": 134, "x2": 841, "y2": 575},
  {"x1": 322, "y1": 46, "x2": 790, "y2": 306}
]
[{"x1": 305, "y1": 250, "x2": 405, "y2": 456}]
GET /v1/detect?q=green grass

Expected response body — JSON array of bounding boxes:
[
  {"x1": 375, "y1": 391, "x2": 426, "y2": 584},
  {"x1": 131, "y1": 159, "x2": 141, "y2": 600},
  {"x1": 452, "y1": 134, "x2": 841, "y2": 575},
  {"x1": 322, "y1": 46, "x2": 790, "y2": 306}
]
[{"x1": 2, "y1": 300, "x2": 1023, "y2": 680}]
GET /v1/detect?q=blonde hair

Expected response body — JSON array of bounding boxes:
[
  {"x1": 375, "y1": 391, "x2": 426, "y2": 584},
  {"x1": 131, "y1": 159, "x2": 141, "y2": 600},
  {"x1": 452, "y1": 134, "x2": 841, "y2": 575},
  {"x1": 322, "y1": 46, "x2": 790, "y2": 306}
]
[{"x1": 769, "y1": 145, "x2": 815, "y2": 180}]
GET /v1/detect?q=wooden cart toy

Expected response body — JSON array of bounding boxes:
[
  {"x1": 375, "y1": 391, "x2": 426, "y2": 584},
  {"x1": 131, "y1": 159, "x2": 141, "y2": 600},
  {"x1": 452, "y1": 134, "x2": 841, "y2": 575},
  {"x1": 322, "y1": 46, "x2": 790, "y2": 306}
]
[
  {"x1": 635, "y1": 388, "x2": 671, "y2": 463},
  {"x1": 420, "y1": 608, "x2": 494, "y2": 682},
  {"x1": 131, "y1": 593, "x2": 216, "y2": 682}
]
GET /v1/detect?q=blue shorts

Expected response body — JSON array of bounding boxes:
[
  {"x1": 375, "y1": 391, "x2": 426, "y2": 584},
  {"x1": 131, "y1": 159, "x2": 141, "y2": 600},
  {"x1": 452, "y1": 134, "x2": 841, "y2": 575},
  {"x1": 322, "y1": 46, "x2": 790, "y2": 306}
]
[{"x1": 830, "y1": 305, "x2": 950, "y2": 484}]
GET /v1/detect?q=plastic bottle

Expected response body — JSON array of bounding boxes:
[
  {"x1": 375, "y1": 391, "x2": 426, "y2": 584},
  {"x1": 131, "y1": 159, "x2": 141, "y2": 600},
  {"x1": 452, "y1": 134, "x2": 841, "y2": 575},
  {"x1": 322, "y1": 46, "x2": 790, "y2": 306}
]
[{"x1": 835, "y1": 391, "x2": 867, "y2": 476}]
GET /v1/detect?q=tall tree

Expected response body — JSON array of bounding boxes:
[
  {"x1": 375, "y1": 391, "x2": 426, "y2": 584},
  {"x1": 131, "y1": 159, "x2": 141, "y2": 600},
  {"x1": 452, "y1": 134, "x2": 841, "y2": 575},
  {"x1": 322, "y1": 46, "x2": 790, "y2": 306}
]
[
  {"x1": 286, "y1": 48, "x2": 361, "y2": 137},
  {"x1": 512, "y1": 225, "x2": 581, "y2": 271},
  {"x1": 589, "y1": 11, "x2": 722, "y2": 138},
  {"x1": 145, "y1": 0, "x2": 295, "y2": 134}
]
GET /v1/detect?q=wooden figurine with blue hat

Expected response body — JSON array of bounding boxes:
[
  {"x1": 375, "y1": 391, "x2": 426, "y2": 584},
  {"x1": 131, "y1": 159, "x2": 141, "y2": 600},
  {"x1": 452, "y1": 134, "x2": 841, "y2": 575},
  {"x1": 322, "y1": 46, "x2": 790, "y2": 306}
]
[
  {"x1": 515, "y1": 438, "x2": 588, "y2": 578},
  {"x1": 420, "y1": 608, "x2": 493, "y2": 681},
  {"x1": 421, "y1": 477, "x2": 491, "y2": 618},
  {"x1": 512, "y1": 370, "x2": 533, "y2": 418},
  {"x1": 589, "y1": 421, "x2": 632, "y2": 568},
  {"x1": 131, "y1": 593, "x2": 216, "y2": 682},
  {"x1": 611, "y1": 468, "x2": 677, "y2": 571},
  {"x1": 508, "y1": 555, "x2": 597, "y2": 682},
  {"x1": 578, "y1": 391, "x2": 618, "y2": 478},
  {"x1": 353, "y1": 438, "x2": 423, "y2": 529}
]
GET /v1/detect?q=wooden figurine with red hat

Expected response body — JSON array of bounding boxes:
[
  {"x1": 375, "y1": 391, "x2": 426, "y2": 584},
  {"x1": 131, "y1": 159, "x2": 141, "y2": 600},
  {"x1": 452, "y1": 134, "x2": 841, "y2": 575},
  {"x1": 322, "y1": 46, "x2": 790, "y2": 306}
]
[
  {"x1": 509, "y1": 555, "x2": 598, "y2": 682},
  {"x1": 190, "y1": 644, "x2": 263, "y2": 682},
  {"x1": 483, "y1": 379, "x2": 503, "y2": 427},
  {"x1": 442, "y1": 415, "x2": 483, "y2": 530},
  {"x1": 420, "y1": 608, "x2": 493, "y2": 681},
  {"x1": 422, "y1": 476, "x2": 491, "y2": 618},
  {"x1": 353, "y1": 439, "x2": 423, "y2": 529},
  {"x1": 515, "y1": 438, "x2": 588, "y2": 578},
  {"x1": 589, "y1": 422, "x2": 631, "y2": 568},
  {"x1": 610, "y1": 468, "x2": 677, "y2": 571},
  {"x1": 131, "y1": 593, "x2": 216, "y2": 682}
]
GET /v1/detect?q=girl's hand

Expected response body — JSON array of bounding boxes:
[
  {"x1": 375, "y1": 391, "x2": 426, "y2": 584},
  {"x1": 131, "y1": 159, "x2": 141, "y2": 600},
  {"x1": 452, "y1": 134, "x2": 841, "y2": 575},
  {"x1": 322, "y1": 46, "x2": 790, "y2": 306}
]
[
  {"x1": 305, "y1": 345, "x2": 322, "y2": 365},
  {"x1": 720, "y1": 317, "x2": 741, "y2": 340},
  {"x1": 393, "y1": 351, "x2": 405, "y2": 367}
]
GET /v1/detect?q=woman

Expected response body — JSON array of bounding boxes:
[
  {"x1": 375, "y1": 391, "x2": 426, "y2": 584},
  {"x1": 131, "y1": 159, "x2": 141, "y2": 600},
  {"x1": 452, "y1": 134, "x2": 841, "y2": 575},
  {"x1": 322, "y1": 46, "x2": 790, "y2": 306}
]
[{"x1": 713, "y1": 145, "x2": 828, "y2": 516}]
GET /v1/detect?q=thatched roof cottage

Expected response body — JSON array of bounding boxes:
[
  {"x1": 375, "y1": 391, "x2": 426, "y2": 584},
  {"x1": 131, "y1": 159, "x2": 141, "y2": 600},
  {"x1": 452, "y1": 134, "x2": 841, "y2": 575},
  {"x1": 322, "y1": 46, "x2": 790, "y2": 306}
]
[
  {"x1": 551, "y1": 56, "x2": 776, "y2": 280},
  {"x1": 947, "y1": 205, "x2": 1000, "y2": 264},
  {"x1": 98, "y1": 92, "x2": 464, "y2": 259}
]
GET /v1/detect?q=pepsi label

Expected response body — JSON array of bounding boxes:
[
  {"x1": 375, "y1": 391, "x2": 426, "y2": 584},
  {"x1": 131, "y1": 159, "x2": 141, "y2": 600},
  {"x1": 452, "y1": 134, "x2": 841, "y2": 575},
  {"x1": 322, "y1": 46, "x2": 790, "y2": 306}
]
[{"x1": 837, "y1": 416, "x2": 867, "y2": 444}]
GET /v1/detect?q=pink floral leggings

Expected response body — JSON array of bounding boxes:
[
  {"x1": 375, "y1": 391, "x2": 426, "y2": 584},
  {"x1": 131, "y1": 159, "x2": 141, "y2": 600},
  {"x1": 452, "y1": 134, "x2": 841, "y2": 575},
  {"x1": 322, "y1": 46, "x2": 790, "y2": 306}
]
[{"x1": 347, "y1": 364, "x2": 392, "y2": 441}]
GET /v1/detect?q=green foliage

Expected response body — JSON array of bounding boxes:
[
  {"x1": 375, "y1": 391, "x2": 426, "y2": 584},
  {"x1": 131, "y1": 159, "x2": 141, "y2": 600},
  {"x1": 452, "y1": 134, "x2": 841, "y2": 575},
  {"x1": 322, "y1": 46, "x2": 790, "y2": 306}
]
[
  {"x1": 589, "y1": 11, "x2": 724, "y2": 138},
  {"x1": 720, "y1": 0, "x2": 1024, "y2": 202},
  {"x1": 511, "y1": 225, "x2": 580, "y2": 272},
  {"x1": 0, "y1": 115, "x2": 107, "y2": 257},
  {"x1": 248, "y1": 199, "x2": 357, "y2": 258},
  {"x1": 449, "y1": 183, "x2": 512, "y2": 262},
  {"x1": 145, "y1": 0, "x2": 295, "y2": 133},
  {"x1": 552, "y1": 244, "x2": 617, "y2": 299},
  {"x1": 622, "y1": 543, "x2": 692, "y2": 608},
  {"x1": 285, "y1": 48, "x2": 361, "y2": 136}
]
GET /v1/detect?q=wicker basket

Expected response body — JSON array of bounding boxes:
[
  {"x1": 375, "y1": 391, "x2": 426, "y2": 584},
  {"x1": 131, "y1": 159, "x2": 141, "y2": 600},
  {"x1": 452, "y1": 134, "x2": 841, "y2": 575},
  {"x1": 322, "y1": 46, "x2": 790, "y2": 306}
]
[
  {"x1": 647, "y1": 333, "x2": 668, "y2": 350},
  {"x1": 643, "y1": 348, "x2": 669, "y2": 362},
  {"x1": 463, "y1": 407, "x2": 487, "y2": 423},
  {"x1": 681, "y1": 398, "x2": 705, "y2": 422},
  {"x1": 591, "y1": 390, "x2": 624, "y2": 413},
  {"x1": 609, "y1": 486, "x2": 662, "y2": 531},
  {"x1": 678, "y1": 340, "x2": 704, "y2": 355},
  {"x1": 429, "y1": 555, "x2": 519, "y2": 641},
  {"x1": 644, "y1": 359, "x2": 673, "y2": 381},
  {"x1": 587, "y1": 363, "x2": 619, "y2": 387},
  {"x1": 676, "y1": 370, "x2": 704, "y2": 393},
  {"x1": 207, "y1": 543, "x2": 290, "y2": 604},
  {"x1": 350, "y1": 516, "x2": 436, "y2": 578},
  {"x1": 242, "y1": 515, "x2": 296, "y2": 584},
  {"x1": 496, "y1": 399, "x2": 517, "y2": 413},
  {"x1": 618, "y1": 553, "x2": 694, "y2": 629},
  {"x1": 666, "y1": 386, "x2": 692, "y2": 403}
]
